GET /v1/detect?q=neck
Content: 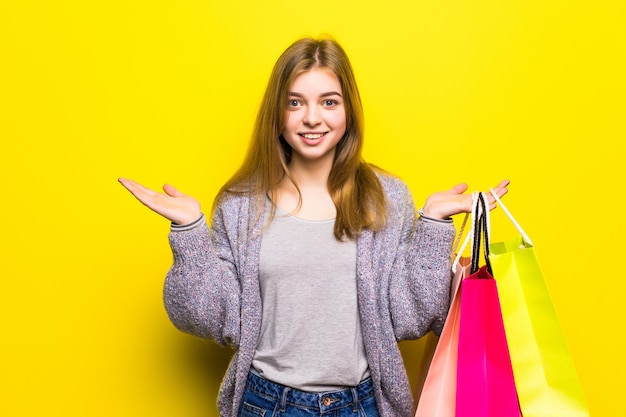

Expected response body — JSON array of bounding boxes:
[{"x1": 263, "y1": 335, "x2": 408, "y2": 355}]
[
  {"x1": 286, "y1": 154, "x2": 334, "y2": 189},
  {"x1": 276, "y1": 155, "x2": 337, "y2": 220}
]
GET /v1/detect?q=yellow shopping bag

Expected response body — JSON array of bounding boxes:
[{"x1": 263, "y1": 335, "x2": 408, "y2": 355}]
[{"x1": 488, "y1": 190, "x2": 589, "y2": 417}]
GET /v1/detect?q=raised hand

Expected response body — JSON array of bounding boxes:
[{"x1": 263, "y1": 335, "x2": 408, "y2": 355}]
[
  {"x1": 421, "y1": 180, "x2": 510, "y2": 220},
  {"x1": 118, "y1": 178, "x2": 202, "y2": 225}
]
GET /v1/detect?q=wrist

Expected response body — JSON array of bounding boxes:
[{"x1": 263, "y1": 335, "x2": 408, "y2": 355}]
[
  {"x1": 171, "y1": 208, "x2": 203, "y2": 226},
  {"x1": 418, "y1": 208, "x2": 453, "y2": 223},
  {"x1": 171, "y1": 213, "x2": 205, "y2": 231}
]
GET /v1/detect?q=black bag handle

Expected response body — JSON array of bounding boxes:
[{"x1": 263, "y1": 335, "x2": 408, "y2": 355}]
[{"x1": 470, "y1": 192, "x2": 492, "y2": 276}]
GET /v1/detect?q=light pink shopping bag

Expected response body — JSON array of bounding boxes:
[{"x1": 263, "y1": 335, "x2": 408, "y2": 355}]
[{"x1": 414, "y1": 256, "x2": 469, "y2": 417}]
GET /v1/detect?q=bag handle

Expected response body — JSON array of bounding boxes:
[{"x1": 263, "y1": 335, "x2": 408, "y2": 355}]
[
  {"x1": 451, "y1": 193, "x2": 478, "y2": 274},
  {"x1": 488, "y1": 188, "x2": 533, "y2": 246},
  {"x1": 470, "y1": 192, "x2": 492, "y2": 275},
  {"x1": 451, "y1": 212, "x2": 470, "y2": 257}
]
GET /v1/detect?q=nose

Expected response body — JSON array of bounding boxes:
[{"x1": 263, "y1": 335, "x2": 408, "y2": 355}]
[{"x1": 303, "y1": 105, "x2": 321, "y2": 126}]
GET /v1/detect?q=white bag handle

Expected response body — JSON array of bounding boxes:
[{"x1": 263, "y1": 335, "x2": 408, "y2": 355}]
[
  {"x1": 451, "y1": 212, "x2": 469, "y2": 255},
  {"x1": 489, "y1": 188, "x2": 533, "y2": 246}
]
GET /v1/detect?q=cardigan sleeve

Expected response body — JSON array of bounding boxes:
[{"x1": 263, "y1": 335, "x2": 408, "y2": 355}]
[
  {"x1": 386, "y1": 181, "x2": 456, "y2": 340},
  {"x1": 163, "y1": 200, "x2": 243, "y2": 348}
]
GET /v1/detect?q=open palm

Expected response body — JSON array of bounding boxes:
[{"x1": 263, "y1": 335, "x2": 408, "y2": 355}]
[
  {"x1": 422, "y1": 180, "x2": 509, "y2": 220},
  {"x1": 118, "y1": 178, "x2": 202, "y2": 225}
]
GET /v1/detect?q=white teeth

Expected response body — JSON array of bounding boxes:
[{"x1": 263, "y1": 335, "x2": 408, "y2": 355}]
[{"x1": 302, "y1": 133, "x2": 324, "y2": 139}]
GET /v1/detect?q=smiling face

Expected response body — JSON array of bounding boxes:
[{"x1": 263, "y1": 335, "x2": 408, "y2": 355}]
[{"x1": 281, "y1": 67, "x2": 347, "y2": 168}]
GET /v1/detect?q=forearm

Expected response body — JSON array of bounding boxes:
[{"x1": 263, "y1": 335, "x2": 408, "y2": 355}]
[
  {"x1": 164, "y1": 216, "x2": 241, "y2": 346},
  {"x1": 390, "y1": 218, "x2": 455, "y2": 340}
]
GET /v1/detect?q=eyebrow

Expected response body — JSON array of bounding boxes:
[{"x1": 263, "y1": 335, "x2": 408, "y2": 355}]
[{"x1": 288, "y1": 91, "x2": 343, "y2": 98}]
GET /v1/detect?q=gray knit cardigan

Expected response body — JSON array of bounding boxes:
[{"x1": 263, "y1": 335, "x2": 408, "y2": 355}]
[{"x1": 163, "y1": 173, "x2": 455, "y2": 417}]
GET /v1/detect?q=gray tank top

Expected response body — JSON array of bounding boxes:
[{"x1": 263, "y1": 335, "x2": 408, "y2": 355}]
[{"x1": 252, "y1": 204, "x2": 370, "y2": 391}]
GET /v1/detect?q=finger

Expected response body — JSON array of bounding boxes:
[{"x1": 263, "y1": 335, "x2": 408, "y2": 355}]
[
  {"x1": 450, "y1": 183, "x2": 468, "y2": 195},
  {"x1": 119, "y1": 178, "x2": 161, "y2": 207},
  {"x1": 163, "y1": 183, "x2": 183, "y2": 198},
  {"x1": 492, "y1": 179, "x2": 510, "y2": 197},
  {"x1": 118, "y1": 177, "x2": 136, "y2": 191},
  {"x1": 119, "y1": 177, "x2": 153, "y2": 194},
  {"x1": 485, "y1": 179, "x2": 510, "y2": 210}
]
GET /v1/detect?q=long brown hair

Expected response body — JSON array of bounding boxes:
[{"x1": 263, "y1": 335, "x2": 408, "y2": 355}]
[{"x1": 216, "y1": 37, "x2": 386, "y2": 240}]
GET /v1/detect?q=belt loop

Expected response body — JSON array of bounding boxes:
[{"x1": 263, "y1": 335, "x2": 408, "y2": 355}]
[
  {"x1": 280, "y1": 387, "x2": 290, "y2": 412},
  {"x1": 351, "y1": 387, "x2": 359, "y2": 412}
]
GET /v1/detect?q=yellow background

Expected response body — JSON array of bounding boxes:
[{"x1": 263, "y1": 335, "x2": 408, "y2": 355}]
[{"x1": 1, "y1": 0, "x2": 623, "y2": 416}]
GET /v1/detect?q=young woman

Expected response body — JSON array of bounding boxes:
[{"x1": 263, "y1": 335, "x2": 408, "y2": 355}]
[{"x1": 119, "y1": 37, "x2": 509, "y2": 417}]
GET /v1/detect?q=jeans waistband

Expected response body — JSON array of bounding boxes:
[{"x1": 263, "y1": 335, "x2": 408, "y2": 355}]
[{"x1": 245, "y1": 371, "x2": 374, "y2": 413}]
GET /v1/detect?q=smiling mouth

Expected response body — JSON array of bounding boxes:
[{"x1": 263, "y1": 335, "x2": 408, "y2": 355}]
[{"x1": 300, "y1": 133, "x2": 326, "y2": 139}]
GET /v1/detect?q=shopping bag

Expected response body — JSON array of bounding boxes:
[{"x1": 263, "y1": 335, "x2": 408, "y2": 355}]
[
  {"x1": 410, "y1": 331, "x2": 439, "y2": 404},
  {"x1": 488, "y1": 190, "x2": 590, "y2": 417},
  {"x1": 456, "y1": 193, "x2": 521, "y2": 417},
  {"x1": 456, "y1": 266, "x2": 521, "y2": 417}
]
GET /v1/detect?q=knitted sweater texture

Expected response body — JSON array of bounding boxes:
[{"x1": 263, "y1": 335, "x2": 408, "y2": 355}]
[{"x1": 163, "y1": 173, "x2": 455, "y2": 417}]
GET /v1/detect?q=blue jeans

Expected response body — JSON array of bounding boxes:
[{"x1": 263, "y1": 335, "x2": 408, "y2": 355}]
[{"x1": 238, "y1": 372, "x2": 380, "y2": 417}]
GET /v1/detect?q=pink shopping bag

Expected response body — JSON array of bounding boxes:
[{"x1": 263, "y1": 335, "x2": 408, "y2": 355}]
[{"x1": 456, "y1": 266, "x2": 521, "y2": 417}]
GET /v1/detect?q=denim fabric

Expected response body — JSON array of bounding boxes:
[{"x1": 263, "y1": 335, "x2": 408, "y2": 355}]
[{"x1": 238, "y1": 372, "x2": 380, "y2": 417}]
